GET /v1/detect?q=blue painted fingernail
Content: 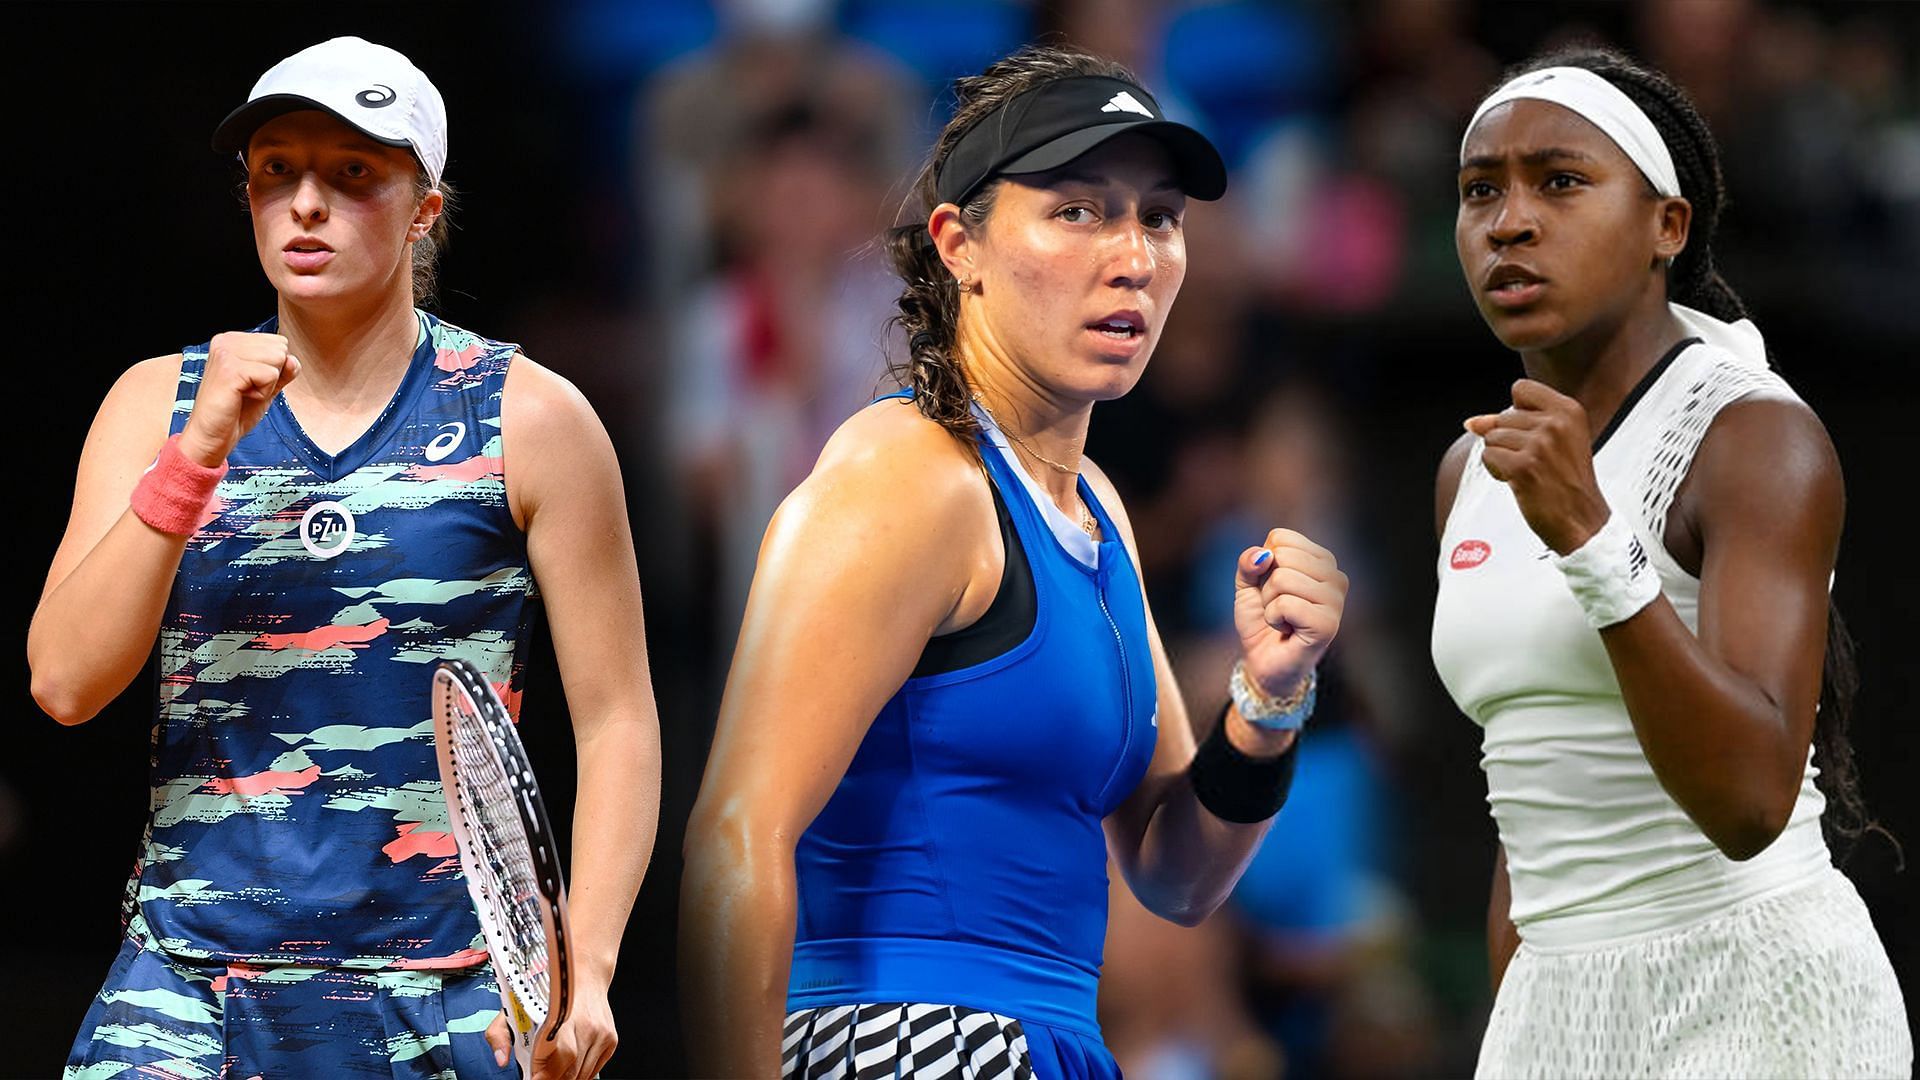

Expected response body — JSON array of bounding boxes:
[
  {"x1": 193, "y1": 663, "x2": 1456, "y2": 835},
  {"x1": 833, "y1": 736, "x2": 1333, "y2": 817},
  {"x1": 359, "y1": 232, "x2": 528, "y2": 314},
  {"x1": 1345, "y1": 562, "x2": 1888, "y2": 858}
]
[{"x1": 1254, "y1": 549, "x2": 1271, "y2": 566}]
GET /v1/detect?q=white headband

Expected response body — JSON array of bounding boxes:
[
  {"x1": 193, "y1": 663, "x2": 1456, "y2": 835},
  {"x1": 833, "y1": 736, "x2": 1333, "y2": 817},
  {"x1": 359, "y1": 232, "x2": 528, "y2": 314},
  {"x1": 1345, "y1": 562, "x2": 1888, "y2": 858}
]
[{"x1": 1462, "y1": 66, "x2": 1680, "y2": 198}]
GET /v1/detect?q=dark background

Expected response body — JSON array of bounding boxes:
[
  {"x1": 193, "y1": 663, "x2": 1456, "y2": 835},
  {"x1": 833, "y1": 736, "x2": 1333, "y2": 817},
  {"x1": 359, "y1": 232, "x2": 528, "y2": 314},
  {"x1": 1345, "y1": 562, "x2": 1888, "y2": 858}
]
[{"x1": 6, "y1": 2, "x2": 1916, "y2": 1076}]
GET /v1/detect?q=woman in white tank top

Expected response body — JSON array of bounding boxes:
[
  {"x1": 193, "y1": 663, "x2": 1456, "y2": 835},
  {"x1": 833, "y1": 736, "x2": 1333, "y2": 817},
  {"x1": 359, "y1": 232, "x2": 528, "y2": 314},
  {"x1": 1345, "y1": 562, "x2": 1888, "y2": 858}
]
[{"x1": 1432, "y1": 45, "x2": 1909, "y2": 1078}]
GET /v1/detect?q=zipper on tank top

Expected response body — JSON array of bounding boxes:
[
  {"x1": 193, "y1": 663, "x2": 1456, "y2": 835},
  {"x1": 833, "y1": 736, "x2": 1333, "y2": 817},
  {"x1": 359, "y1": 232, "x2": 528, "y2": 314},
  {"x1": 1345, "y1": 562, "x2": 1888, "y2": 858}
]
[{"x1": 1095, "y1": 559, "x2": 1135, "y2": 795}]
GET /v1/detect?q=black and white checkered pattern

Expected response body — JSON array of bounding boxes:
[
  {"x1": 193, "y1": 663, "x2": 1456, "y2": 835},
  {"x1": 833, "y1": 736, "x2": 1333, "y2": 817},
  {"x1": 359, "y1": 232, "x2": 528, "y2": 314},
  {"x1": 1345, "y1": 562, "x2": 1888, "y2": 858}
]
[{"x1": 782, "y1": 1003, "x2": 1035, "y2": 1080}]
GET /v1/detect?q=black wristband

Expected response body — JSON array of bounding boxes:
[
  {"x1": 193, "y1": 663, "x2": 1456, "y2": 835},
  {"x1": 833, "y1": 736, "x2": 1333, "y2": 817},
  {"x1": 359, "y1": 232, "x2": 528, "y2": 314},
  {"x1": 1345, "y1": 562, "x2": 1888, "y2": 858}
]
[{"x1": 1189, "y1": 702, "x2": 1299, "y2": 824}]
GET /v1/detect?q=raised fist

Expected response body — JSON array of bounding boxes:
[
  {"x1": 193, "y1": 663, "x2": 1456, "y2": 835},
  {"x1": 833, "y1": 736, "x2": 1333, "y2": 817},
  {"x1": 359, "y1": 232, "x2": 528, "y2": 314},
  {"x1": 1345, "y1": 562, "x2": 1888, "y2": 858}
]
[{"x1": 179, "y1": 332, "x2": 300, "y2": 466}]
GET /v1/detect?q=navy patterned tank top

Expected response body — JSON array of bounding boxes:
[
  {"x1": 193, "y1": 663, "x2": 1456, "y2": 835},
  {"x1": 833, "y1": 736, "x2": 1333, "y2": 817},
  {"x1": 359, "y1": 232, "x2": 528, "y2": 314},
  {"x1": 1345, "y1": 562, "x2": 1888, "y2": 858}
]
[{"x1": 127, "y1": 311, "x2": 535, "y2": 968}]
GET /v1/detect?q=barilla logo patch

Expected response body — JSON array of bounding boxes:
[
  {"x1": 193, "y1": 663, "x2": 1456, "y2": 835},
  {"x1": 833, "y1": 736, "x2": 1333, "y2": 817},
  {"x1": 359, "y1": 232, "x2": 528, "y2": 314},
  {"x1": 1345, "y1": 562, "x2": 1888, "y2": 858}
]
[{"x1": 1450, "y1": 540, "x2": 1492, "y2": 570}]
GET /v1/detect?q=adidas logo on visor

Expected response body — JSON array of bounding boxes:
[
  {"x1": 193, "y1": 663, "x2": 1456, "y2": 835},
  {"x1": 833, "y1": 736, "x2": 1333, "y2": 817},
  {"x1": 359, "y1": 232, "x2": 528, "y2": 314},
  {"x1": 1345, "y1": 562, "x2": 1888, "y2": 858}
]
[{"x1": 1101, "y1": 91, "x2": 1154, "y2": 117}]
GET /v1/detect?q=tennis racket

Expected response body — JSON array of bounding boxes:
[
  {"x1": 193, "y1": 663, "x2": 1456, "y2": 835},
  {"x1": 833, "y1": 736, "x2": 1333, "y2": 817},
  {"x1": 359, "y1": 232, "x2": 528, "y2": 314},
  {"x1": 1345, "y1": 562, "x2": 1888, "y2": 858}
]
[{"x1": 432, "y1": 658, "x2": 572, "y2": 1077}]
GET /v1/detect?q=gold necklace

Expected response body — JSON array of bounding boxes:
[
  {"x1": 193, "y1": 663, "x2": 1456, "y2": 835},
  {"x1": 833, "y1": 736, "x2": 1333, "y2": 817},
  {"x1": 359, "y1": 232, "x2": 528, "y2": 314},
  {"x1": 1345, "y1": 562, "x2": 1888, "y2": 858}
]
[
  {"x1": 973, "y1": 395, "x2": 1100, "y2": 538},
  {"x1": 972, "y1": 395, "x2": 1080, "y2": 474}
]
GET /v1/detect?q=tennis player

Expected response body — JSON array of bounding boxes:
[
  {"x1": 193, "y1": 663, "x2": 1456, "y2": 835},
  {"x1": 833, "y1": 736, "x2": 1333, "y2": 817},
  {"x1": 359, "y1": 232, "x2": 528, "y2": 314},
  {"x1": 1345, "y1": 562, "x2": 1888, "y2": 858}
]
[
  {"x1": 31, "y1": 38, "x2": 659, "y2": 1079},
  {"x1": 1433, "y1": 46, "x2": 1910, "y2": 1077},
  {"x1": 680, "y1": 46, "x2": 1347, "y2": 1078}
]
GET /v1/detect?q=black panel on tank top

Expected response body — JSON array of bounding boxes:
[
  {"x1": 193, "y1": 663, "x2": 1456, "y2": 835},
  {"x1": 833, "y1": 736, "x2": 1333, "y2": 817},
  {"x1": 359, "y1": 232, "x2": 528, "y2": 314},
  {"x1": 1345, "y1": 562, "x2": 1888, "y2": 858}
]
[{"x1": 911, "y1": 479, "x2": 1038, "y2": 678}]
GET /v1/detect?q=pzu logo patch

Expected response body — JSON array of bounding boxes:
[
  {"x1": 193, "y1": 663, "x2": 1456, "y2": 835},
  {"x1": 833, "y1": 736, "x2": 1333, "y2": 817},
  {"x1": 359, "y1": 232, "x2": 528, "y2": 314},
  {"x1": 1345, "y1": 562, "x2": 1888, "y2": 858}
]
[{"x1": 300, "y1": 501, "x2": 356, "y2": 560}]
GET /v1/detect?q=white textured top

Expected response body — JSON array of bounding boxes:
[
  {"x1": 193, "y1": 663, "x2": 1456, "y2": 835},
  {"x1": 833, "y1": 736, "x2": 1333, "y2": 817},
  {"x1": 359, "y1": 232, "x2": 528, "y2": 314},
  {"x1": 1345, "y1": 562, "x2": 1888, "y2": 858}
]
[{"x1": 1431, "y1": 337, "x2": 1832, "y2": 949}]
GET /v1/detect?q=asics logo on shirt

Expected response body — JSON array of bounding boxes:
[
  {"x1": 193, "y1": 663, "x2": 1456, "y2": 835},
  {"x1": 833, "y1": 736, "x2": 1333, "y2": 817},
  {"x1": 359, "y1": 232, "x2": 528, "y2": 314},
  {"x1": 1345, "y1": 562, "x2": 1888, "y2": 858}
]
[
  {"x1": 300, "y1": 501, "x2": 356, "y2": 560},
  {"x1": 1101, "y1": 91, "x2": 1154, "y2": 117},
  {"x1": 423, "y1": 422, "x2": 465, "y2": 463}
]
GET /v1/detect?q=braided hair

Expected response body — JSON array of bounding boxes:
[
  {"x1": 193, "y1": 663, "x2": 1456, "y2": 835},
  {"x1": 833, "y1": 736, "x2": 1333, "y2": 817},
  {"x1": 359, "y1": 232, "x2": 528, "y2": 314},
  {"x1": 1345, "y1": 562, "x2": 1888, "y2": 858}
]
[
  {"x1": 1511, "y1": 44, "x2": 1889, "y2": 861},
  {"x1": 883, "y1": 46, "x2": 1137, "y2": 443}
]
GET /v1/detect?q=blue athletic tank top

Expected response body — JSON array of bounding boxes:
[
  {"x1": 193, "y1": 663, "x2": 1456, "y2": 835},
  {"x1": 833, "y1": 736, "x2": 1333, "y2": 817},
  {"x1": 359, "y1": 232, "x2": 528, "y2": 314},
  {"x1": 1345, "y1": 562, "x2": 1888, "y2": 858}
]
[
  {"x1": 129, "y1": 311, "x2": 534, "y2": 968},
  {"x1": 787, "y1": 394, "x2": 1160, "y2": 1037}
]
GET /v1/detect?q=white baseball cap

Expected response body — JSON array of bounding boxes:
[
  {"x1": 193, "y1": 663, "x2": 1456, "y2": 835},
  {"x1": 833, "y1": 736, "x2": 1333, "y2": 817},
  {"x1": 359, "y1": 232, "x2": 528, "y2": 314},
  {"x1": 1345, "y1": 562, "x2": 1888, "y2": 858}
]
[{"x1": 212, "y1": 36, "x2": 447, "y2": 186}]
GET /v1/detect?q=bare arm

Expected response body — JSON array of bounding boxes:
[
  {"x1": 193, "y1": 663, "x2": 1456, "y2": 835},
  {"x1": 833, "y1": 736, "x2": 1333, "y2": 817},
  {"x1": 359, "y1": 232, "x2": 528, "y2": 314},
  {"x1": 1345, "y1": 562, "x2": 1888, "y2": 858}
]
[
  {"x1": 29, "y1": 356, "x2": 186, "y2": 723},
  {"x1": 679, "y1": 403, "x2": 997, "y2": 1077},
  {"x1": 1092, "y1": 461, "x2": 1347, "y2": 927},
  {"x1": 1595, "y1": 397, "x2": 1838, "y2": 859},
  {"x1": 495, "y1": 356, "x2": 663, "y2": 1080},
  {"x1": 32, "y1": 336, "x2": 299, "y2": 724},
  {"x1": 1469, "y1": 384, "x2": 1838, "y2": 859}
]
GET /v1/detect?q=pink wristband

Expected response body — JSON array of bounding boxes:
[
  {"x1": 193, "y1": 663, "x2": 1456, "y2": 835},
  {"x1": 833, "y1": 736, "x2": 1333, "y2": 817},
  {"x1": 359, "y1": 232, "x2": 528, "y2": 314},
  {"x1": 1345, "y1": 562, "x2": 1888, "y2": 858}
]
[{"x1": 131, "y1": 434, "x2": 229, "y2": 536}]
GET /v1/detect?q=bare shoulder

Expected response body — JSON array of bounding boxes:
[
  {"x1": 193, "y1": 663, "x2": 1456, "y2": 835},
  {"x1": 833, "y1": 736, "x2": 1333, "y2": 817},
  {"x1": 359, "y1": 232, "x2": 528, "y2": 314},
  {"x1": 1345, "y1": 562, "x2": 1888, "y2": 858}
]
[
  {"x1": 1435, "y1": 430, "x2": 1477, "y2": 540},
  {"x1": 501, "y1": 352, "x2": 602, "y2": 436},
  {"x1": 813, "y1": 397, "x2": 983, "y2": 496},
  {"x1": 782, "y1": 397, "x2": 992, "y2": 550},
  {"x1": 88, "y1": 353, "x2": 187, "y2": 461},
  {"x1": 109, "y1": 353, "x2": 186, "y2": 414},
  {"x1": 1686, "y1": 392, "x2": 1841, "y2": 523},
  {"x1": 51, "y1": 353, "x2": 189, "y2": 578},
  {"x1": 500, "y1": 353, "x2": 620, "y2": 529},
  {"x1": 1699, "y1": 391, "x2": 1837, "y2": 475}
]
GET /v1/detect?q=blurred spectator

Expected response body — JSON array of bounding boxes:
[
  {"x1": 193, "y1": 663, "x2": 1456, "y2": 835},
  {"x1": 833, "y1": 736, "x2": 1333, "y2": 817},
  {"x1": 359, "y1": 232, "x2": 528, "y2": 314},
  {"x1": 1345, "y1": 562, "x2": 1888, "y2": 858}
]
[
  {"x1": 637, "y1": 0, "x2": 922, "y2": 311},
  {"x1": 1101, "y1": 373, "x2": 1437, "y2": 1076},
  {"x1": 665, "y1": 101, "x2": 904, "y2": 649},
  {"x1": 1636, "y1": 0, "x2": 1755, "y2": 123},
  {"x1": 1100, "y1": 870, "x2": 1285, "y2": 1080}
]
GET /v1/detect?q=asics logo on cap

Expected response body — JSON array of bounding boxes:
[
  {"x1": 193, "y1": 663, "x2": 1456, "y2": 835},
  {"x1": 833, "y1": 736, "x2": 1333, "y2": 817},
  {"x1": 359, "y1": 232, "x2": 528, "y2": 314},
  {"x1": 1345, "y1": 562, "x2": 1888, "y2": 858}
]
[
  {"x1": 1101, "y1": 91, "x2": 1154, "y2": 118},
  {"x1": 214, "y1": 37, "x2": 449, "y2": 187}
]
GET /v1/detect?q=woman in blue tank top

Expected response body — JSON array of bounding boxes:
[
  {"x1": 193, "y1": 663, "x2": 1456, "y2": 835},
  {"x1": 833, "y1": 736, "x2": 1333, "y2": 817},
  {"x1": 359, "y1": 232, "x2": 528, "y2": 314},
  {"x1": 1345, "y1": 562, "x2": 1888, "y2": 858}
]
[
  {"x1": 682, "y1": 47, "x2": 1351, "y2": 1078},
  {"x1": 31, "y1": 38, "x2": 660, "y2": 1079}
]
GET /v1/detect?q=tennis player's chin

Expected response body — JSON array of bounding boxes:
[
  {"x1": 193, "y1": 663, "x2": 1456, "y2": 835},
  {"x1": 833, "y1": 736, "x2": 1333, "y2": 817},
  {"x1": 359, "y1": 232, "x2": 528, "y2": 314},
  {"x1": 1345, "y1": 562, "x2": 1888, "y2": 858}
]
[
  {"x1": 270, "y1": 270, "x2": 355, "y2": 305},
  {"x1": 1483, "y1": 307, "x2": 1567, "y2": 353},
  {"x1": 1078, "y1": 358, "x2": 1150, "y2": 403}
]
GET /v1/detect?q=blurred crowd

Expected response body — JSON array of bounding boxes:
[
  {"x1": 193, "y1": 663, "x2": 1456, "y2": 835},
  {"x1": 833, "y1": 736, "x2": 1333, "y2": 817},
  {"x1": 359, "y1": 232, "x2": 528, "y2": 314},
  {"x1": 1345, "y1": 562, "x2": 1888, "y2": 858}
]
[{"x1": 538, "y1": 0, "x2": 1920, "y2": 1075}]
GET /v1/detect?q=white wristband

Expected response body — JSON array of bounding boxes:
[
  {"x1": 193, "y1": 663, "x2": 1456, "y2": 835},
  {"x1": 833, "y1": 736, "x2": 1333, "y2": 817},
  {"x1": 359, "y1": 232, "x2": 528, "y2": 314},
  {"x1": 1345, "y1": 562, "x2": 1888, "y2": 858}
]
[{"x1": 1552, "y1": 511, "x2": 1660, "y2": 629}]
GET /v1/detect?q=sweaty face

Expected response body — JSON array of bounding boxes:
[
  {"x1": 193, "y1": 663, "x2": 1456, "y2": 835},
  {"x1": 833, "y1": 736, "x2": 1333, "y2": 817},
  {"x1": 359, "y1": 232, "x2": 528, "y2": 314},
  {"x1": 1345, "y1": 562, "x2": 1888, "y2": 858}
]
[
  {"x1": 1455, "y1": 99, "x2": 1679, "y2": 352},
  {"x1": 246, "y1": 110, "x2": 431, "y2": 304},
  {"x1": 967, "y1": 134, "x2": 1188, "y2": 402}
]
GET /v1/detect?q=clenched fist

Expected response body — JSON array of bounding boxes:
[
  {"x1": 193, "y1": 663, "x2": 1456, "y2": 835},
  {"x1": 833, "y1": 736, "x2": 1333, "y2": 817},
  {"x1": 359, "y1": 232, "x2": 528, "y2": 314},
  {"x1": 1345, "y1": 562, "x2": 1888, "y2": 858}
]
[
  {"x1": 179, "y1": 332, "x2": 301, "y2": 467},
  {"x1": 1233, "y1": 528, "x2": 1348, "y2": 700},
  {"x1": 1464, "y1": 378, "x2": 1610, "y2": 555}
]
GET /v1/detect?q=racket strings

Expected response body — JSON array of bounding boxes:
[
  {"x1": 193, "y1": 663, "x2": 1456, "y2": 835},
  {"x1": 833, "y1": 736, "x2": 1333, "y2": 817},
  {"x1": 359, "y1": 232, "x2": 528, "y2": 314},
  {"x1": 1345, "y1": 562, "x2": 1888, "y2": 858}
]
[{"x1": 448, "y1": 689, "x2": 554, "y2": 1018}]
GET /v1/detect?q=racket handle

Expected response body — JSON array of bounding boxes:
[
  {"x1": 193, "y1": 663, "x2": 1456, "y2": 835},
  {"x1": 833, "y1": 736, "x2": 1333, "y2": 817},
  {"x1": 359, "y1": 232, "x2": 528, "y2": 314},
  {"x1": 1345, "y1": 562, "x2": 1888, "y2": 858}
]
[{"x1": 503, "y1": 985, "x2": 536, "y2": 1077}]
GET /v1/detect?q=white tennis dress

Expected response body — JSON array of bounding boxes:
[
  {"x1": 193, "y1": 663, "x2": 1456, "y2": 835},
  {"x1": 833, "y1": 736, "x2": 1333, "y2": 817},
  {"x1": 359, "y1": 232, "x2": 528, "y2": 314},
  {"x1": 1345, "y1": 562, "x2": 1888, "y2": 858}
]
[{"x1": 1431, "y1": 309, "x2": 1911, "y2": 1079}]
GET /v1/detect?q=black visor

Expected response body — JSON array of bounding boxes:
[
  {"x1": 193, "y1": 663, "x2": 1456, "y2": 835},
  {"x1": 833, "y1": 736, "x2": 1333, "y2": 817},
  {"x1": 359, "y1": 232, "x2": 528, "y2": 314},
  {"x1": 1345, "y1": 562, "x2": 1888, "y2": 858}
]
[{"x1": 934, "y1": 75, "x2": 1227, "y2": 208}]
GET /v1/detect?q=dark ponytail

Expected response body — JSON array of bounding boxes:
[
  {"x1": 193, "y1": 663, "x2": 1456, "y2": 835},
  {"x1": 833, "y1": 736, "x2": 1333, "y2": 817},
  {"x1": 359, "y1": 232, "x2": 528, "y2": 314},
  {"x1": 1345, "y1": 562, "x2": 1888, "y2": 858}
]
[
  {"x1": 885, "y1": 45, "x2": 1138, "y2": 442},
  {"x1": 1515, "y1": 45, "x2": 1891, "y2": 861}
]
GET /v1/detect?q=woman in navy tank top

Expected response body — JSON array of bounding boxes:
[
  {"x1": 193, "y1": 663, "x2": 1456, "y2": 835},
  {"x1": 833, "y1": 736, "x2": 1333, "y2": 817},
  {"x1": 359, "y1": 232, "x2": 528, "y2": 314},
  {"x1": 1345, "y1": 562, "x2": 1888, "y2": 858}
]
[
  {"x1": 682, "y1": 47, "x2": 1350, "y2": 1078},
  {"x1": 31, "y1": 38, "x2": 660, "y2": 1079}
]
